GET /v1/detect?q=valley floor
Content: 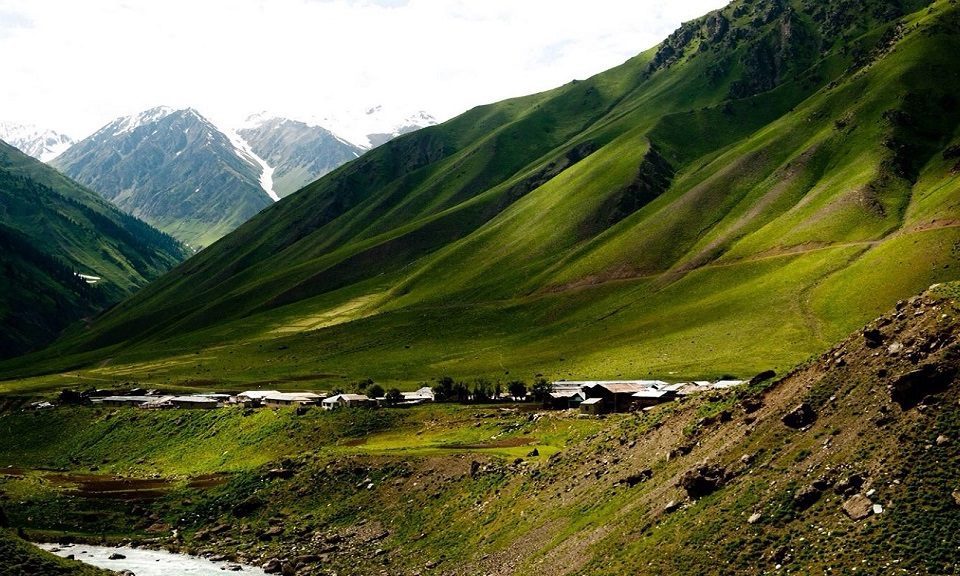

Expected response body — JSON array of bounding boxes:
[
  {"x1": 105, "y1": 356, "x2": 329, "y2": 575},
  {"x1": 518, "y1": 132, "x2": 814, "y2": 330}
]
[{"x1": 2, "y1": 286, "x2": 959, "y2": 574}]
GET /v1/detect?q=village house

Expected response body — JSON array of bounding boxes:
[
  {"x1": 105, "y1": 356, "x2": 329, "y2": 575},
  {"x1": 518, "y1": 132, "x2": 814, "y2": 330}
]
[
  {"x1": 262, "y1": 392, "x2": 324, "y2": 407},
  {"x1": 400, "y1": 387, "x2": 435, "y2": 403},
  {"x1": 100, "y1": 396, "x2": 157, "y2": 408},
  {"x1": 169, "y1": 396, "x2": 220, "y2": 409},
  {"x1": 235, "y1": 390, "x2": 281, "y2": 406},
  {"x1": 547, "y1": 386, "x2": 586, "y2": 410},
  {"x1": 579, "y1": 397, "x2": 604, "y2": 415},
  {"x1": 631, "y1": 388, "x2": 676, "y2": 408},
  {"x1": 321, "y1": 393, "x2": 374, "y2": 410},
  {"x1": 580, "y1": 381, "x2": 668, "y2": 413}
]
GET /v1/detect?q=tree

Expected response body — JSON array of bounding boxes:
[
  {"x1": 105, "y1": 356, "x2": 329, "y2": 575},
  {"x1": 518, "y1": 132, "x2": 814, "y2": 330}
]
[
  {"x1": 453, "y1": 381, "x2": 470, "y2": 403},
  {"x1": 354, "y1": 377, "x2": 374, "y2": 391},
  {"x1": 472, "y1": 378, "x2": 493, "y2": 403},
  {"x1": 385, "y1": 388, "x2": 404, "y2": 406},
  {"x1": 532, "y1": 377, "x2": 554, "y2": 402},
  {"x1": 367, "y1": 384, "x2": 385, "y2": 398},
  {"x1": 432, "y1": 376, "x2": 455, "y2": 402},
  {"x1": 507, "y1": 380, "x2": 527, "y2": 400}
]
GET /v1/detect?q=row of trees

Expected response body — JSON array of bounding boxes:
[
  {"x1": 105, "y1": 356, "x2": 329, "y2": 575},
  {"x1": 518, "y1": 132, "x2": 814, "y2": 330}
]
[
  {"x1": 332, "y1": 375, "x2": 554, "y2": 406},
  {"x1": 431, "y1": 376, "x2": 553, "y2": 404}
]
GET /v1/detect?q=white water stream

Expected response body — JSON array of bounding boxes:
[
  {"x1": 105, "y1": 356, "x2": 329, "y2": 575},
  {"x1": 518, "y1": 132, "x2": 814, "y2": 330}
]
[{"x1": 37, "y1": 542, "x2": 268, "y2": 576}]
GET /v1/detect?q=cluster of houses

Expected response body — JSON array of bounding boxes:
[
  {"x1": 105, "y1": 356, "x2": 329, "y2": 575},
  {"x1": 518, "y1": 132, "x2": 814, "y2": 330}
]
[
  {"x1": 65, "y1": 379, "x2": 745, "y2": 415},
  {"x1": 548, "y1": 379, "x2": 745, "y2": 415},
  {"x1": 92, "y1": 387, "x2": 437, "y2": 411}
]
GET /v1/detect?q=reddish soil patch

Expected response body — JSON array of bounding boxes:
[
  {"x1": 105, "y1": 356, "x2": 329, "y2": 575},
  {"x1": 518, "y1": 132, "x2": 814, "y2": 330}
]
[
  {"x1": 47, "y1": 473, "x2": 173, "y2": 501},
  {"x1": 186, "y1": 473, "x2": 230, "y2": 489},
  {"x1": 340, "y1": 438, "x2": 368, "y2": 447},
  {"x1": 0, "y1": 466, "x2": 26, "y2": 477}
]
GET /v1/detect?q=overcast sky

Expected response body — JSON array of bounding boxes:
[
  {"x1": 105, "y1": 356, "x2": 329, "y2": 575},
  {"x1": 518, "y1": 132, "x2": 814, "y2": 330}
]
[{"x1": 0, "y1": 0, "x2": 727, "y2": 137}]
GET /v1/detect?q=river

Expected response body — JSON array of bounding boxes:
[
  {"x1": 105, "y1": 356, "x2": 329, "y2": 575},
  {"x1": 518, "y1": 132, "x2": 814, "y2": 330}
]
[{"x1": 36, "y1": 543, "x2": 268, "y2": 575}]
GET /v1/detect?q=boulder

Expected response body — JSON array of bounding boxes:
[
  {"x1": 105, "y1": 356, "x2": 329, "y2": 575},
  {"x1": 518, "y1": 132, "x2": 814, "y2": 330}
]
[
  {"x1": 262, "y1": 558, "x2": 283, "y2": 574},
  {"x1": 267, "y1": 468, "x2": 294, "y2": 480},
  {"x1": 834, "y1": 474, "x2": 864, "y2": 496},
  {"x1": 108, "y1": 552, "x2": 127, "y2": 560},
  {"x1": 782, "y1": 403, "x2": 816, "y2": 429},
  {"x1": 863, "y1": 328, "x2": 884, "y2": 347},
  {"x1": 890, "y1": 364, "x2": 956, "y2": 409},
  {"x1": 936, "y1": 435, "x2": 950, "y2": 446},
  {"x1": 527, "y1": 448, "x2": 539, "y2": 457},
  {"x1": 749, "y1": 370, "x2": 776, "y2": 385},
  {"x1": 952, "y1": 490, "x2": 960, "y2": 506},
  {"x1": 259, "y1": 525, "x2": 284, "y2": 541},
  {"x1": 679, "y1": 464, "x2": 728, "y2": 498},
  {"x1": 793, "y1": 485, "x2": 822, "y2": 510},
  {"x1": 842, "y1": 494, "x2": 874, "y2": 520},
  {"x1": 622, "y1": 469, "x2": 653, "y2": 487},
  {"x1": 747, "y1": 512, "x2": 762, "y2": 524}
]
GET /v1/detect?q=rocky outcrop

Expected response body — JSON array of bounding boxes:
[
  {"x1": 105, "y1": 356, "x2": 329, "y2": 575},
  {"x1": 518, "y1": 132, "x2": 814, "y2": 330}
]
[
  {"x1": 680, "y1": 464, "x2": 729, "y2": 498},
  {"x1": 782, "y1": 403, "x2": 817, "y2": 429}
]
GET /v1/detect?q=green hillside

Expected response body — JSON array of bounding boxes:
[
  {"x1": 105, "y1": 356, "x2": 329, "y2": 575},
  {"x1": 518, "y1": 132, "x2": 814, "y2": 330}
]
[
  {"x1": 0, "y1": 140, "x2": 188, "y2": 359},
  {"x1": 3, "y1": 0, "x2": 959, "y2": 389}
]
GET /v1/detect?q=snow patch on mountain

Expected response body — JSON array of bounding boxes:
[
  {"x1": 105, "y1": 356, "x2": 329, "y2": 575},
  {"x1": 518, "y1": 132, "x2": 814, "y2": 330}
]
[
  {"x1": 311, "y1": 105, "x2": 438, "y2": 148},
  {"x1": 0, "y1": 121, "x2": 75, "y2": 162},
  {"x1": 110, "y1": 106, "x2": 177, "y2": 136},
  {"x1": 219, "y1": 124, "x2": 280, "y2": 203}
]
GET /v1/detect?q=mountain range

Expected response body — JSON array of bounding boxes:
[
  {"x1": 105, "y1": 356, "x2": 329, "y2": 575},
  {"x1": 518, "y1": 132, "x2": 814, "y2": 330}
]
[
  {"x1": 50, "y1": 107, "x2": 436, "y2": 248},
  {"x1": 0, "y1": 121, "x2": 74, "y2": 162},
  {"x1": 5, "y1": 0, "x2": 957, "y2": 389}
]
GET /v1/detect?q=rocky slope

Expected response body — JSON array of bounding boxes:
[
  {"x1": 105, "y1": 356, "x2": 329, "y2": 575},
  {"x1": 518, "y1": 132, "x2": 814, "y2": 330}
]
[{"x1": 51, "y1": 106, "x2": 273, "y2": 248}]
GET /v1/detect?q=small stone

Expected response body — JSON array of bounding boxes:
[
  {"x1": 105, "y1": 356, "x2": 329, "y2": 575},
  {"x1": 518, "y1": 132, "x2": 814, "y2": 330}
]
[
  {"x1": 936, "y1": 435, "x2": 950, "y2": 446},
  {"x1": 872, "y1": 504, "x2": 883, "y2": 514},
  {"x1": 952, "y1": 490, "x2": 960, "y2": 506},
  {"x1": 747, "y1": 512, "x2": 762, "y2": 524},
  {"x1": 887, "y1": 342, "x2": 903, "y2": 355}
]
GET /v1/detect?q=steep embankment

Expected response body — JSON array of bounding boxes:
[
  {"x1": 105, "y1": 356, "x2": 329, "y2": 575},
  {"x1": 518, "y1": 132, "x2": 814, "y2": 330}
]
[
  {"x1": 4, "y1": 0, "x2": 960, "y2": 388},
  {"x1": 0, "y1": 140, "x2": 188, "y2": 359},
  {"x1": 0, "y1": 529, "x2": 110, "y2": 576},
  {"x1": 1, "y1": 285, "x2": 958, "y2": 575}
]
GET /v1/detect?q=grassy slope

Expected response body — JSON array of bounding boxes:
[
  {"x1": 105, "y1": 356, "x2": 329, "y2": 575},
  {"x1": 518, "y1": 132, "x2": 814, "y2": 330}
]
[
  {"x1": 0, "y1": 141, "x2": 189, "y2": 358},
  {"x1": 1, "y1": 285, "x2": 958, "y2": 575},
  {"x1": 3, "y1": 0, "x2": 960, "y2": 390}
]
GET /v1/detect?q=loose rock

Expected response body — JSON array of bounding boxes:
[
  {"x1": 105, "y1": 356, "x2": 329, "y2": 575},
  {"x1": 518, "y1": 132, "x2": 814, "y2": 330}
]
[
  {"x1": 679, "y1": 464, "x2": 728, "y2": 498},
  {"x1": 843, "y1": 494, "x2": 874, "y2": 520},
  {"x1": 782, "y1": 403, "x2": 816, "y2": 429}
]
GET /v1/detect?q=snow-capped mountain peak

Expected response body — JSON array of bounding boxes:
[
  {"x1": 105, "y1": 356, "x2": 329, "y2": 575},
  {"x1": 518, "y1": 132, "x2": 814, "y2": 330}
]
[
  {"x1": 109, "y1": 105, "x2": 177, "y2": 136},
  {"x1": 0, "y1": 121, "x2": 75, "y2": 162}
]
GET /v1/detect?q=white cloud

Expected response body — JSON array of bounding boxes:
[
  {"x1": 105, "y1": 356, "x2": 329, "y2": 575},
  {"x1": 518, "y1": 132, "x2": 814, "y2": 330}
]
[{"x1": 0, "y1": 0, "x2": 727, "y2": 137}]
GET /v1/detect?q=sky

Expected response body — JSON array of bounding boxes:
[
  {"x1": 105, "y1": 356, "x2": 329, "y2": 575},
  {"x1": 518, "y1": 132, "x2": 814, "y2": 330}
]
[{"x1": 0, "y1": 0, "x2": 727, "y2": 138}]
